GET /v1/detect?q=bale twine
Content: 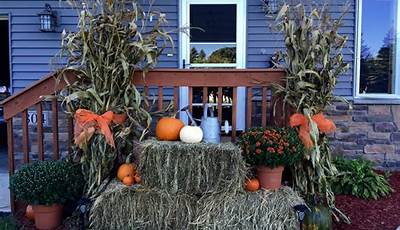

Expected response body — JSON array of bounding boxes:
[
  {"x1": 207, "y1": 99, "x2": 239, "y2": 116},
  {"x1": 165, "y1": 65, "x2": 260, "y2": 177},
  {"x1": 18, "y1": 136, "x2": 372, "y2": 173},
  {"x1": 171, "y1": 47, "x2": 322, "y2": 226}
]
[
  {"x1": 193, "y1": 187, "x2": 304, "y2": 230},
  {"x1": 90, "y1": 182, "x2": 197, "y2": 230},
  {"x1": 139, "y1": 140, "x2": 247, "y2": 194}
]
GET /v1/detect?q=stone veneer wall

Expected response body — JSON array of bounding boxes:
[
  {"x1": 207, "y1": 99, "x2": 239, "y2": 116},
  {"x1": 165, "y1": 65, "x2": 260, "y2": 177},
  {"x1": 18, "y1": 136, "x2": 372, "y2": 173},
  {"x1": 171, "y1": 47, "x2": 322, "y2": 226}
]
[{"x1": 327, "y1": 103, "x2": 400, "y2": 168}]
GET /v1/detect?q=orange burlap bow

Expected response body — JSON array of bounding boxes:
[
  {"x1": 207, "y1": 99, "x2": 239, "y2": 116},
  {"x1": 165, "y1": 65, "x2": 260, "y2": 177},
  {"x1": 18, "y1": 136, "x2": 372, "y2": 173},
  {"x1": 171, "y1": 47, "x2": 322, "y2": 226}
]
[
  {"x1": 289, "y1": 113, "x2": 336, "y2": 148},
  {"x1": 74, "y1": 109, "x2": 127, "y2": 148}
]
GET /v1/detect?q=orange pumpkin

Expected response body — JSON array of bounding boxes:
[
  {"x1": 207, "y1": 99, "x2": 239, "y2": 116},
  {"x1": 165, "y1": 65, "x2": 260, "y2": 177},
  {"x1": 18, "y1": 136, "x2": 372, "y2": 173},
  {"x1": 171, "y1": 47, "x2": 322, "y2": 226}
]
[
  {"x1": 245, "y1": 178, "x2": 260, "y2": 192},
  {"x1": 155, "y1": 117, "x2": 184, "y2": 141},
  {"x1": 122, "y1": 176, "x2": 135, "y2": 186},
  {"x1": 26, "y1": 205, "x2": 34, "y2": 221},
  {"x1": 117, "y1": 163, "x2": 136, "y2": 181}
]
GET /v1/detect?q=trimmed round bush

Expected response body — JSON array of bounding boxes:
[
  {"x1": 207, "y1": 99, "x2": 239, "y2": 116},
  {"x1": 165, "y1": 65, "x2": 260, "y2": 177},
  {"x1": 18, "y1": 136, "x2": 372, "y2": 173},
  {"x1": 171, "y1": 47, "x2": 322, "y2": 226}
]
[{"x1": 9, "y1": 160, "x2": 84, "y2": 205}]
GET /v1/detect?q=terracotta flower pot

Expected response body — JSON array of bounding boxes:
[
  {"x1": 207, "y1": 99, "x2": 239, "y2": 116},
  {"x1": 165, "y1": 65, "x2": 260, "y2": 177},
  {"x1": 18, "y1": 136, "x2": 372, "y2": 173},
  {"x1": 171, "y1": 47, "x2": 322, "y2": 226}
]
[
  {"x1": 32, "y1": 204, "x2": 63, "y2": 230},
  {"x1": 257, "y1": 165, "x2": 284, "y2": 190}
]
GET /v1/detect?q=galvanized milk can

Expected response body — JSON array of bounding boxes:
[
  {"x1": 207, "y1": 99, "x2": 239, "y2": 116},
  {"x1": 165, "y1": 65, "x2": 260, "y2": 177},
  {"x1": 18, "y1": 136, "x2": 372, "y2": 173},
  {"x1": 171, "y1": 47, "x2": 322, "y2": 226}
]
[{"x1": 201, "y1": 104, "x2": 220, "y2": 143}]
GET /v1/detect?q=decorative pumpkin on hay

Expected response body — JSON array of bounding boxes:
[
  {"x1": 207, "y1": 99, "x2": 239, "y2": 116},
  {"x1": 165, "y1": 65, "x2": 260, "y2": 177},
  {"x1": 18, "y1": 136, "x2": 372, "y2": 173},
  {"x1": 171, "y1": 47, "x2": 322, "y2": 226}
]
[
  {"x1": 26, "y1": 205, "x2": 34, "y2": 221},
  {"x1": 179, "y1": 106, "x2": 203, "y2": 143},
  {"x1": 156, "y1": 117, "x2": 184, "y2": 141},
  {"x1": 117, "y1": 163, "x2": 141, "y2": 186},
  {"x1": 122, "y1": 176, "x2": 135, "y2": 186},
  {"x1": 117, "y1": 163, "x2": 136, "y2": 181},
  {"x1": 180, "y1": 126, "x2": 203, "y2": 143},
  {"x1": 245, "y1": 178, "x2": 260, "y2": 192},
  {"x1": 303, "y1": 204, "x2": 333, "y2": 230}
]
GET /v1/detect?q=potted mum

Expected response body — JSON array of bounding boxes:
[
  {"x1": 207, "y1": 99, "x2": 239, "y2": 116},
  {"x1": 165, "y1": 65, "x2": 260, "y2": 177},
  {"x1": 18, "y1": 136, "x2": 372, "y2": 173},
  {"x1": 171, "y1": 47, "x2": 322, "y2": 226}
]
[
  {"x1": 10, "y1": 160, "x2": 83, "y2": 230},
  {"x1": 239, "y1": 127, "x2": 304, "y2": 190}
]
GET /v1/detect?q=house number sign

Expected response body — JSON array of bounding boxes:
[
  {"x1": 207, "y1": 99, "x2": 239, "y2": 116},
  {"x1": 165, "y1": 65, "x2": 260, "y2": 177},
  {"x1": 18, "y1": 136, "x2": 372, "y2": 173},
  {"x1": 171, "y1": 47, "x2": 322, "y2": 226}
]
[{"x1": 27, "y1": 111, "x2": 50, "y2": 127}]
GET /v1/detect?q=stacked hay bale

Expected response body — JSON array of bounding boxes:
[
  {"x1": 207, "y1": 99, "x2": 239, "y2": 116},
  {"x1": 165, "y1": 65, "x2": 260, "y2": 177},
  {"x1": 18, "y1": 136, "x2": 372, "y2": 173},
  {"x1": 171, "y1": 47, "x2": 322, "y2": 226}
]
[
  {"x1": 139, "y1": 141, "x2": 246, "y2": 194},
  {"x1": 90, "y1": 140, "x2": 304, "y2": 229}
]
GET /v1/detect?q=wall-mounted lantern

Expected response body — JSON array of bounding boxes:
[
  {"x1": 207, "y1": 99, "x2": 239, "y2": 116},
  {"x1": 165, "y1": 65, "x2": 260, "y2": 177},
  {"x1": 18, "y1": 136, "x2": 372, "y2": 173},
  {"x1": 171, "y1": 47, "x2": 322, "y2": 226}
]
[
  {"x1": 38, "y1": 4, "x2": 57, "y2": 32},
  {"x1": 262, "y1": 0, "x2": 280, "y2": 14}
]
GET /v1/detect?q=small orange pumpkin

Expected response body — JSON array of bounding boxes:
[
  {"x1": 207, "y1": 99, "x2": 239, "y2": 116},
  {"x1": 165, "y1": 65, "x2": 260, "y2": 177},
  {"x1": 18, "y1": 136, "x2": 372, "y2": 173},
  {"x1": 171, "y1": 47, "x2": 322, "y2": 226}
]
[
  {"x1": 117, "y1": 163, "x2": 136, "y2": 181},
  {"x1": 134, "y1": 174, "x2": 141, "y2": 183},
  {"x1": 245, "y1": 178, "x2": 260, "y2": 192},
  {"x1": 26, "y1": 205, "x2": 34, "y2": 221},
  {"x1": 155, "y1": 117, "x2": 184, "y2": 141},
  {"x1": 122, "y1": 176, "x2": 135, "y2": 186}
]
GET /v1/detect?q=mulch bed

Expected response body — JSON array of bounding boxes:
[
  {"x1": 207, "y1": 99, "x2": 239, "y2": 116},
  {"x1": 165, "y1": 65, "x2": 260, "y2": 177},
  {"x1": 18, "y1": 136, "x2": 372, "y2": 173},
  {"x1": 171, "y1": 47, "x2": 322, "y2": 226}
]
[{"x1": 334, "y1": 171, "x2": 400, "y2": 230}]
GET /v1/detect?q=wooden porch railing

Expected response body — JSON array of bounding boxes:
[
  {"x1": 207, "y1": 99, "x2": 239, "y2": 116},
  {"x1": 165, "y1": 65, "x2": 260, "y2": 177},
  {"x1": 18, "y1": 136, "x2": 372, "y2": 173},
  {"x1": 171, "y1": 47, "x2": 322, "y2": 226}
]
[{"x1": 1, "y1": 68, "x2": 286, "y2": 212}]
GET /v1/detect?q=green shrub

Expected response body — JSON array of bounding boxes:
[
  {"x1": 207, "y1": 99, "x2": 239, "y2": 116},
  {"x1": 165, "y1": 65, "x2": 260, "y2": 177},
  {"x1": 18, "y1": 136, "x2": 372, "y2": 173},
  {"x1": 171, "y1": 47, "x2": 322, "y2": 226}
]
[
  {"x1": 332, "y1": 156, "x2": 393, "y2": 199},
  {"x1": 238, "y1": 127, "x2": 304, "y2": 168},
  {"x1": 9, "y1": 161, "x2": 84, "y2": 205},
  {"x1": 0, "y1": 216, "x2": 17, "y2": 230}
]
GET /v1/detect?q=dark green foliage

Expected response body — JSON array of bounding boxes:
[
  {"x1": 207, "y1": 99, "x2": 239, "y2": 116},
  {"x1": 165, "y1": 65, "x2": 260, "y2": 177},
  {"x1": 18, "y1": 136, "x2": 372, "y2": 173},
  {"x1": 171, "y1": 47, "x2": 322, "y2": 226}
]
[
  {"x1": 332, "y1": 156, "x2": 393, "y2": 200},
  {"x1": 303, "y1": 204, "x2": 333, "y2": 230},
  {"x1": 208, "y1": 47, "x2": 236, "y2": 63},
  {"x1": 238, "y1": 127, "x2": 304, "y2": 168},
  {"x1": 9, "y1": 161, "x2": 84, "y2": 205},
  {"x1": 360, "y1": 30, "x2": 395, "y2": 94},
  {"x1": 190, "y1": 47, "x2": 236, "y2": 63},
  {"x1": 0, "y1": 216, "x2": 16, "y2": 230}
]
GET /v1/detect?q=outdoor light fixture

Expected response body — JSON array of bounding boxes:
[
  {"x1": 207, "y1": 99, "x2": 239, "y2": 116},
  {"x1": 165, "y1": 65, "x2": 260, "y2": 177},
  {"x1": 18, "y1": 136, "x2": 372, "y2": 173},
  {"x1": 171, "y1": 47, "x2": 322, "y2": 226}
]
[
  {"x1": 38, "y1": 4, "x2": 57, "y2": 32},
  {"x1": 293, "y1": 204, "x2": 309, "y2": 230},
  {"x1": 262, "y1": 0, "x2": 280, "y2": 13}
]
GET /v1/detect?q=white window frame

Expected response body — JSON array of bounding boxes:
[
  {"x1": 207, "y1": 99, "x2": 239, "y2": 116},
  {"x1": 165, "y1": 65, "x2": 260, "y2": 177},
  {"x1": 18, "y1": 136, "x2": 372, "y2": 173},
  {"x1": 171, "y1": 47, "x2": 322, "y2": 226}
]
[
  {"x1": 179, "y1": 0, "x2": 247, "y2": 130},
  {"x1": 354, "y1": 0, "x2": 400, "y2": 100},
  {"x1": 180, "y1": 0, "x2": 246, "y2": 69}
]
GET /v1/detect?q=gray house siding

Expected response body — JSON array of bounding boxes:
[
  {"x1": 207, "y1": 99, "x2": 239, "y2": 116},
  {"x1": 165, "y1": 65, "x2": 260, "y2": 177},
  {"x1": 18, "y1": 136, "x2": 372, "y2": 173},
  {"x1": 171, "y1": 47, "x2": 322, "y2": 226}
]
[{"x1": 1, "y1": 0, "x2": 356, "y2": 97}]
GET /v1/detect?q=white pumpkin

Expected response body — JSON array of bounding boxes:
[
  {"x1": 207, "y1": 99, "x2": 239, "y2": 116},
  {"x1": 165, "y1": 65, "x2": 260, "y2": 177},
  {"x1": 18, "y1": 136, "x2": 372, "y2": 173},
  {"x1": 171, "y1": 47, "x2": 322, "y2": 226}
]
[{"x1": 179, "y1": 126, "x2": 203, "y2": 143}]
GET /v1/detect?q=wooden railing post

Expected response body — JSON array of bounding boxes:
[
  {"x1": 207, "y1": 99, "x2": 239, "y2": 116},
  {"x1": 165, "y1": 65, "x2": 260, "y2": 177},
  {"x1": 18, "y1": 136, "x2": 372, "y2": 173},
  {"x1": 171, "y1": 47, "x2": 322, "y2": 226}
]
[
  {"x1": 217, "y1": 87, "x2": 223, "y2": 122},
  {"x1": 231, "y1": 87, "x2": 237, "y2": 141},
  {"x1": 246, "y1": 87, "x2": 252, "y2": 130},
  {"x1": 21, "y1": 110, "x2": 29, "y2": 164},
  {"x1": 51, "y1": 98, "x2": 59, "y2": 160},
  {"x1": 36, "y1": 102, "x2": 44, "y2": 161},
  {"x1": 173, "y1": 86, "x2": 179, "y2": 116},
  {"x1": 261, "y1": 87, "x2": 268, "y2": 128}
]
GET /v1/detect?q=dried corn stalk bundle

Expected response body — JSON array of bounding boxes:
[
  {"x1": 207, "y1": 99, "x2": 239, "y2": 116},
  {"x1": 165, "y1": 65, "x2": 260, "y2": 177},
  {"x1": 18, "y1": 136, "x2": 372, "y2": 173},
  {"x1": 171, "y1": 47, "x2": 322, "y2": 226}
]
[{"x1": 57, "y1": 0, "x2": 173, "y2": 197}]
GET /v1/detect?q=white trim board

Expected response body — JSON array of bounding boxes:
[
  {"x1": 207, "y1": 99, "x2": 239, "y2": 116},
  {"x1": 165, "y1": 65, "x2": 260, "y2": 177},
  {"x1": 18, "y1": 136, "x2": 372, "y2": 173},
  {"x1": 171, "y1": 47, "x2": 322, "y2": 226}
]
[
  {"x1": 354, "y1": 0, "x2": 400, "y2": 100},
  {"x1": 179, "y1": 0, "x2": 247, "y2": 130}
]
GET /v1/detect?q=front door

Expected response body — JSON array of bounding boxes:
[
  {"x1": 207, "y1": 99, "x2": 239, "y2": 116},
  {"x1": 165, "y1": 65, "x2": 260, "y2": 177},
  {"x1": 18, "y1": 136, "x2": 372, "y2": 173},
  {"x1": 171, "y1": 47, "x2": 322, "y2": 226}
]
[
  {"x1": 180, "y1": 0, "x2": 246, "y2": 131},
  {"x1": 0, "y1": 17, "x2": 10, "y2": 93},
  {"x1": 0, "y1": 16, "x2": 10, "y2": 138}
]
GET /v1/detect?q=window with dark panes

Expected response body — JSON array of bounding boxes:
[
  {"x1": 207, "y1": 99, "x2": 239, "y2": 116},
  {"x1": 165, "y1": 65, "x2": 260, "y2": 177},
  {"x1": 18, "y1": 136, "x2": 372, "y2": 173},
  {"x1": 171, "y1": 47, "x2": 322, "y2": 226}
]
[
  {"x1": 358, "y1": 0, "x2": 400, "y2": 96},
  {"x1": 189, "y1": 4, "x2": 237, "y2": 64}
]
